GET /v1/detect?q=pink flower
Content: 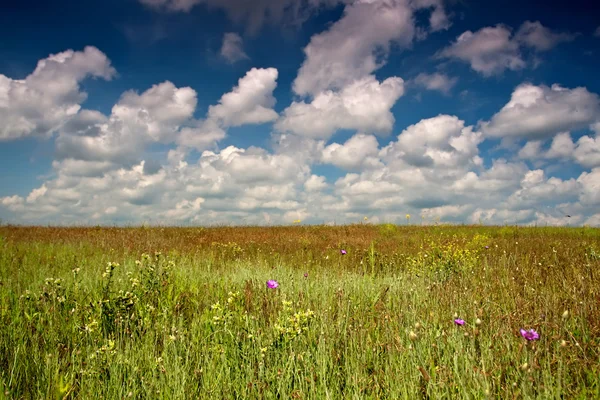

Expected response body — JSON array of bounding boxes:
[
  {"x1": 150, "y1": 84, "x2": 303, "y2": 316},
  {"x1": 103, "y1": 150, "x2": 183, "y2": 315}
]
[
  {"x1": 520, "y1": 328, "x2": 539, "y2": 341},
  {"x1": 340, "y1": 249, "x2": 347, "y2": 255},
  {"x1": 454, "y1": 318, "x2": 465, "y2": 326},
  {"x1": 266, "y1": 280, "x2": 279, "y2": 289}
]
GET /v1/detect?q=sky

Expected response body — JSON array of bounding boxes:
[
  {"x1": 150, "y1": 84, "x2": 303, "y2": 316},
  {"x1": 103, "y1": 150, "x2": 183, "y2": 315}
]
[{"x1": 1, "y1": 0, "x2": 600, "y2": 226}]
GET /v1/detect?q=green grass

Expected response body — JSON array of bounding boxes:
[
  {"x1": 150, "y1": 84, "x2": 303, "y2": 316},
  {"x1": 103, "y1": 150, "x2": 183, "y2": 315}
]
[{"x1": 0, "y1": 225, "x2": 599, "y2": 399}]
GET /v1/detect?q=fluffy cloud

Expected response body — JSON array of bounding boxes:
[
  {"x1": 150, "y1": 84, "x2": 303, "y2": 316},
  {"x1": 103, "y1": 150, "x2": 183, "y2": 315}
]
[
  {"x1": 293, "y1": 0, "x2": 438, "y2": 96},
  {"x1": 519, "y1": 130, "x2": 600, "y2": 169},
  {"x1": 438, "y1": 21, "x2": 575, "y2": 76},
  {"x1": 574, "y1": 134, "x2": 600, "y2": 168},
  {"x1": 0, "y1": 46, "x2": 116, "y2": 141},
  {"x1": 304, "y1": 174, "x2": 327, "y2": 192},
  {"x1": 55, "y1": 81, "x2": 198, "y2": 165},
  {"x1": 413, "y1": 72, "x2": 457, "y2": 95},
  {"x1": 437, "y1": 24, "x2": 525, "y2": 76},
  {"x1": 176, "y1": 119, "x2": 226, "y2": 151},
  {"x1": 382, "y1": 115, "x2": 483, "y2": 169},
  {"x1": 276, "y1": 76, "x2": 404, "y2": 139},
  {"x1": 321, "y1": 133, "x2": 382, "y2": 170},
  {"x1": 515, "y1": 20, "x2": 576, "y2": 51},
  {"x1": 480, "y1": 83, "x2": 600, "y2": 140},
  {"x1": 208, "y1": 68, "x2": 278, "y2": 127},
  {"x1": 220, "y1": 32, "x2": 249, "y2": 63}
]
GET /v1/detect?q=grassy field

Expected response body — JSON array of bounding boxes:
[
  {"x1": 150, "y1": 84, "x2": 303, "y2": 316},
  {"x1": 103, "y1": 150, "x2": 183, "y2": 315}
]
[{"x1": 0, "y1": 224, "x2": 599, "y2": 399}]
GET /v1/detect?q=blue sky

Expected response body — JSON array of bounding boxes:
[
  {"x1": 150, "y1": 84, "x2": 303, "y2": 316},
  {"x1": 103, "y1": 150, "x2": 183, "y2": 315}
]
[{"x1": 1, "y1": 0, "x2": 600, "y2": 226}]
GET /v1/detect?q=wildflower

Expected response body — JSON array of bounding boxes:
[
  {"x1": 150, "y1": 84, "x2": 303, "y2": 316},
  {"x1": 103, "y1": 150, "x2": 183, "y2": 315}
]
[
  {"x1": 340, "y1": 249, "x2": 347, "y2": 255},
  {"x1": 304, "y1": 273, "x2": 308, "y2": 278},
  {"x1": 484, "y1": 246, "x2": 489, "y2": 249},
  {"x1": 520, "y1": 328, "x2": 540, "y2": 341},
  {"x1": 454, "y1": 318, "x2": 465, "y2": 326},
  {"x1": 562, "y1": 310, "x2": 569, "y2": 319},
  {"x1": 475, "y1": 318, "x2": 482, "y2": 326},
  {"x1": 266, "y1": 280, "x2": 279, "y2": 289}
]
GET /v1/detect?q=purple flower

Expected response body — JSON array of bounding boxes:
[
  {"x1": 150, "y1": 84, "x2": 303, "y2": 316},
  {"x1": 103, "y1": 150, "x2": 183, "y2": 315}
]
[
  {"x1": 520, "y1": 328, "x2": 539, "y2": 341},
  {"x1": 485, "y1": 246, "x2": 489, "y2": 249},
  {"x1": 266, "y1": 280, "x2": 279, "y2": 289},
  {"x1": 454, "y1": 318, "x2": 465, "y2": 326},
  {"x1": 304, "y1": 273, "x2": 308, "y2": 278},
  {"x1": 340, "y1": 249, "x2": 347, "y2": 255}
]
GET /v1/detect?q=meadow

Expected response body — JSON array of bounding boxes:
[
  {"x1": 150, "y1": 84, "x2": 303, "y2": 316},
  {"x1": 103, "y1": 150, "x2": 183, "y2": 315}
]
[{"x1": 0, "y1": 224, "x2": 599, "y2": 399}]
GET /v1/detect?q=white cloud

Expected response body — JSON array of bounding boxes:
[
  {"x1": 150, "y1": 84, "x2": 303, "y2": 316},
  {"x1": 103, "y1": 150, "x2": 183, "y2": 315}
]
[
  {"x1": 321, "y1": 133, "x2": 382, "y2": 170},
  {"x1": 55, "y1": 81, "x2": 198, "y2": 165},
  {"x1": 574, "y1": 134, "x2": 600, "y2": 168},
  {"x1": 293, "y1": 0, "x2": 415, "y2": 96},
  {"x1": 518, "y1": 140, "x2": 543, "y2": 159},
  {"x1": 26, "y1": 185, "x2": 48, "y2": 203},
  {"x1": 208, "y1": 67, "x2": 278, "y2": 127},
  {"x1": 276, "y1": 75, "x2": 404, "y2": 139},
  {"x1": 176, "y1": 119, "x2": 226, "y2": 151},
  {"x1": 578, "y1": 168, "x2": 600, "y2": 206},
  {"x1": 382, "y1": 114, "x2": 483, "y2": 168},
  {"x1": 438, "y1": 21, "x2": 575, "y2": 76},
  {"x1": 505, "y1": 169, "x2": 579, "y2": 209},
  {"x1": 220, "y1": 32, "x2": 249, "y2": 63},
  {"x1": 0, "y1": 46, "x2": 116, "y2": 141},
  {"x1": 545, "y1": 132, "x2": 575, "y2": 159},
  {"x1": 304, "y1": 174, "x2": 327, "y2": 192},
  {"x1": 413, "y1": 72, "x2": 457, "y2": 95},
  {"x1": 515, "y1": 20, "x2": 576, "y2": 52},
  {"x1": 437, "y1": 24, "x2": 525, "y2": 76},
  {"x1": 480, "y1": 83, "x2": 600, "y2": 140}
]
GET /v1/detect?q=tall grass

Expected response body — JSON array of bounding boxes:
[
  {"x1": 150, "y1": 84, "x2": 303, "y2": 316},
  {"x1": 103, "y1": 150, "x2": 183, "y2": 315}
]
[{"x1": 0, "y1": 225, "x2": 599, "y2": 398}]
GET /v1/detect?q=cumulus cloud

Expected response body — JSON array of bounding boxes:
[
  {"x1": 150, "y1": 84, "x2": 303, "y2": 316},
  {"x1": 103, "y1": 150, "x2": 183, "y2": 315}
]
[
  {"x1": 413, "y1": 72, "x2": 457, "y2": 95},
  {"x1": 321, "y1": 133, "x2": 382, "y2": 170},
  {"x1": 304, "y1": 174, "x2": 327, "y2": 192},
  {"x1": 437, "y1": 24, "x2": 525, "y2": 76},
  {"x1": 176, "y1": 119, "x2": 226, "y2": 151},
  {"x1": 382, "y1": 114, "x2": 483, "y2": 169},
  {"x1": 55, "y1": 81, "x2": 198, "y2": 165},
  {"x1": 208, "y1": 67, "x2": 278, "y2": 127},
  {"x1": 574, "y1": 134, "x2": 600, "y2": 168},
  {"x1": 0, "y1": 46, "x2": 116, "y2": 141},
  {"x1": 293, "y1": 0, "x2": 414, "y2": 96},
  {"x1": 276, "y1": 76, "x2": 404, "y2": 139},
  {"x1": 220, "y1": 32, "x2": 249, "y2": 63},
  {"x1": 515, "y1": 20, "x2": 576, "y2": 51},
  {"x1": 480, "y1": 83, "x2": 600, "y2": 140},
  {"x1": 438, "y1": 21, "x2": 575, "y2": 76}
]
